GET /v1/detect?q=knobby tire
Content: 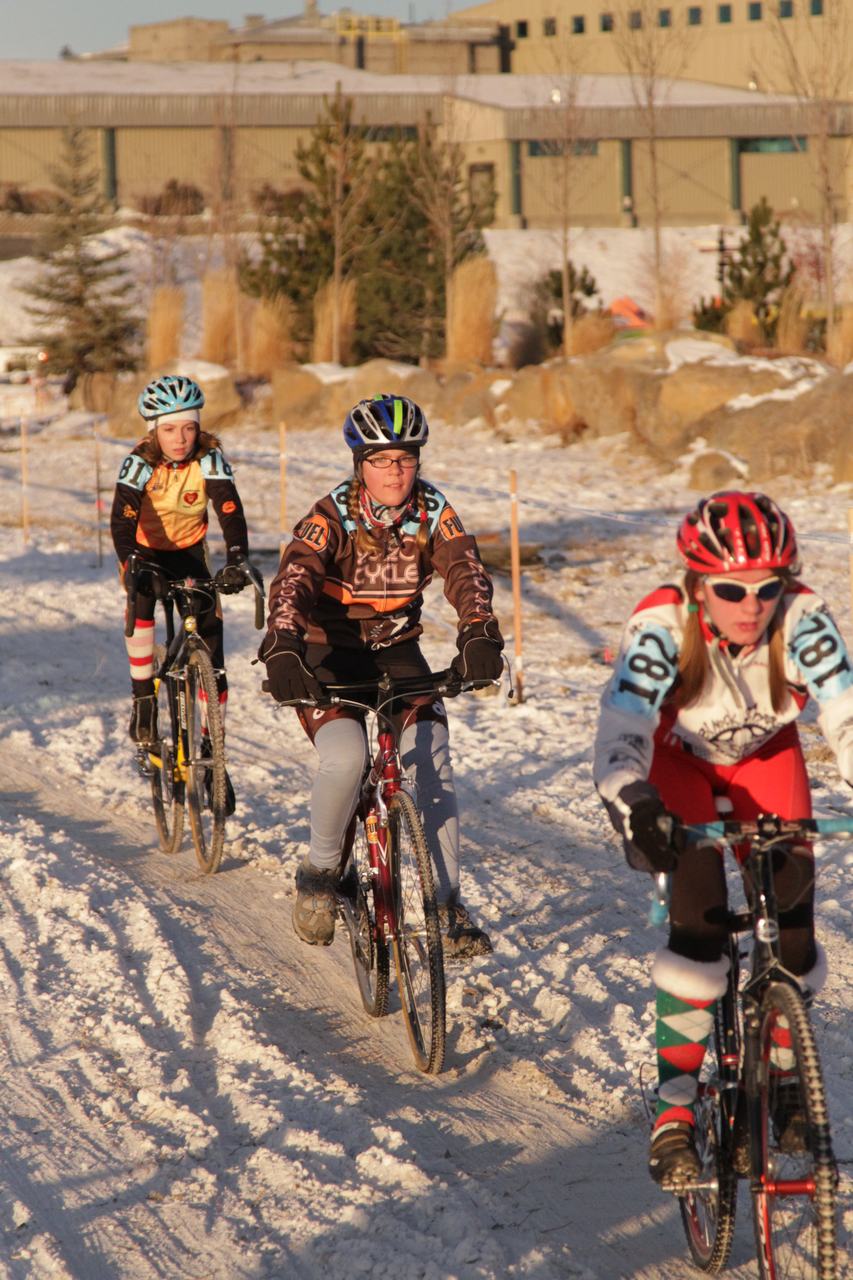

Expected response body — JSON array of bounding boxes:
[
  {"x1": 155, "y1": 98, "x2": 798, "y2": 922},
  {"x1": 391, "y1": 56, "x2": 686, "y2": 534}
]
[
  {"x1": 150, "y1": 643, "x2": 184, "y2": 854},
  {"x1": 678, "y1": 998, "x2": 738, "y2": 1272},
  {"x1": 186, "y1": 648, "x2": 227, "y2": 875},
  {"x1": 752, "y1": 981, "x2": 837, "y2": 1280},
  {"x1": 387, "y1": 790, "x2": 446, "y2": 1075},
  {"x1": 344, "y1": 814, "x2": 390, "y2": 1018}
]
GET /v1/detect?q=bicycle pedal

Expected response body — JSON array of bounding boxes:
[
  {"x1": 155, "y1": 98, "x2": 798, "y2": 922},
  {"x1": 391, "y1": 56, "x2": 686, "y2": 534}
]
[{"x1": 135, "y1": 748, "x2": 156, "y2": 778}]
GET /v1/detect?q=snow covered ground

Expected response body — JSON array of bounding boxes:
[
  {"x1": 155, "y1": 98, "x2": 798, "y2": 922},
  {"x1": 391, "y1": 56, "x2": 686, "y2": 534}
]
[{"x1": 0, "y1": 391, "x2": 851, "y2": 1278}]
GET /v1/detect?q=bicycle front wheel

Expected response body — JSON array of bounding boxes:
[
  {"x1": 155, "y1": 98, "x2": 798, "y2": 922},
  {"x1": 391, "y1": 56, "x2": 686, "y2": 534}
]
[
  {"x1": 343, "y1": 814, "x2": 389, "y2": 1019},
  {"x1": 388, "y1": 790, "x2": 446, "y2": 1074},
  {"x1": 752, "y1": 981, "x2": 837, "y2": 1280},
  {"x1": 149, "y1": 644, "x2": 184, "y2": 854},
  {"x1": 186, "y1": 648, "x2": 227, "y2": 874}
]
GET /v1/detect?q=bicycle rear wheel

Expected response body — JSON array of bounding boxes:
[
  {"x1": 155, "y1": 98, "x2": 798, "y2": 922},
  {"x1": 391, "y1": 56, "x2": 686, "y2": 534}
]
[
  {"x1": 149, "y1": 645, "x2": 184, "y2": 854},
  {"x1": 387, "y1": 790, "x2": 446, "y2": 1074},
  {"x1": 185, "y1": 648, "x2": 227, "y2": 874},
  {"x1": 752, "y1": 981, "x2": 837, "y2": 1280},
  {"x1": 341, "y1": 814, "x2": 389, "y2": 1018}
]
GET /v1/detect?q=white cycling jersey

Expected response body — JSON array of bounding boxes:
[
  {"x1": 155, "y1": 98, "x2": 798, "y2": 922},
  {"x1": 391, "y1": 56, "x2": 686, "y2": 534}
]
[{"x1": 594, "y1": 573, "x2": 853, "y2": 804}]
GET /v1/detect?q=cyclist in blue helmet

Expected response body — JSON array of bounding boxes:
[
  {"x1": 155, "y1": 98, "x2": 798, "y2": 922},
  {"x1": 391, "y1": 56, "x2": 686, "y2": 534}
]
[
  {"x1": 110, "y1": 374, "x2": 260, "y2": 814},
  {"x1": 260, "y1": 393, "x2": 504, "y2": 959}
]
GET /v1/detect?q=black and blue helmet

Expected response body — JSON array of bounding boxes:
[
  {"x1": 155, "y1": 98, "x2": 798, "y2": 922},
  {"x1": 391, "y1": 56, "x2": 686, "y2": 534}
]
[{"x1": 343, "y1": 394, "x2": 429, "y2": 451}]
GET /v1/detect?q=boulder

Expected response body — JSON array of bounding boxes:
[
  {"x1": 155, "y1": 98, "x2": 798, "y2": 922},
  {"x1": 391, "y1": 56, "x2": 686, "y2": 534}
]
[
  {"x1": 271, "y1": 365, "x2": 327, "y2": 425},
  {"x1": 687, "y1": 448, "x2": 748, "y2": 489},
  {"x1": 698, "y1": 371, "x2": 847, "y2": 481}
]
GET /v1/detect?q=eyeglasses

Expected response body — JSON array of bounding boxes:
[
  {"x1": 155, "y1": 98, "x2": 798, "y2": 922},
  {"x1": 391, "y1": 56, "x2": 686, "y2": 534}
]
[
  {"x1": 365, "y1": 455, "x2": 418, "y2": 471},
  {"x1": 705, "y1": 575, "x2": 784, "y2": 604}
]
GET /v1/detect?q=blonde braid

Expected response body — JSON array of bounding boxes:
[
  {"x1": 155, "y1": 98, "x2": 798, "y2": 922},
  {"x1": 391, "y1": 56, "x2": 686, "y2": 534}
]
[
  {"x1": 347, "y1": 473, "x2": 381, "y2": 556},
  {"x1": 414, "y1": 479, "x2": 430, "y2": 552}
]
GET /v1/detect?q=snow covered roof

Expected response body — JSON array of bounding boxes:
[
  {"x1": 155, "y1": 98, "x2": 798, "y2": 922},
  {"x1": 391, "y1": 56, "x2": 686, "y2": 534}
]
[{"x1": 0, "y1": 59, "x2": 839, "y2": 138}]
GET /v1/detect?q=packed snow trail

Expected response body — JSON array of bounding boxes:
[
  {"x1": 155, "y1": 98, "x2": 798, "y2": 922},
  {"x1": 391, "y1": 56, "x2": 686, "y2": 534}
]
[{"x1": 0, "y1": 419, "x2": 851, "y2": 1277}]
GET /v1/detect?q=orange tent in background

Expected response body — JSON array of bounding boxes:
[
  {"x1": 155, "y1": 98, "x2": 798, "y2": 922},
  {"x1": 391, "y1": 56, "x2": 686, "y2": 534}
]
[{"x1": 609, "y1": 296, "x2": 650, "y2": 328}]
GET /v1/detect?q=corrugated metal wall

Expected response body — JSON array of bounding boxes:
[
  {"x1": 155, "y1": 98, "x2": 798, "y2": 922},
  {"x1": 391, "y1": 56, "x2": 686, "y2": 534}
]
[
  {"x1": 0, "y1": 126, "x2": 72, "y2": 187},
  {"x1": 116, "y1": 128, "x2": 219, "y2": 203},
  {"x1": 632, "y1": 138, "x2": 731, "y2": 225},
  {"x1": 521, "y1": 141, "x2": 620, "y2": 226},
  {"x1": 740, "y1": 151, "x2": 817, "y2": 219}
]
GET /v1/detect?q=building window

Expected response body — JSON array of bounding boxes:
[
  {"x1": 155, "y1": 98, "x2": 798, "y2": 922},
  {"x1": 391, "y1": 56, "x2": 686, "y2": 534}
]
[
  {"x1": 528, "y1": 139, "x2": 599, "y2": 157},
  {"x1": 516, "y1": 19, "x2": 528, "y2": 36},
  {"x1": 572, "y1": 14, "x2": 586, "y2": 32},
  {"x1": 739, "y1": 136, "x2": 806, "y2": 152},
  {"x1": 543, "y1": 15, "x2": 557, "y2": 33},
  {"x1": 658, "y1": 7, "x2": 672, "y2": 24},
  {"x1": 810, "y1": 0, "x2": 822, "y2": 12},
  {"x1": 629, "y1": 9, "x2": 643, "y2": 25},
  {"x1": 748, "y1": 1, "x2": 761, "y2": 16},
  {"x1": 718, "y1": 2, "x2": 732, "y2": 18},
  {"x1": 688, "y1": 5, "x2": 702, "y2": 21},
  {"x1": 600, "y1": 12, "x2": 614, "y2": 30},
  {"x1": 779, "y1": 0, "x2": 793, "y2": 13}
]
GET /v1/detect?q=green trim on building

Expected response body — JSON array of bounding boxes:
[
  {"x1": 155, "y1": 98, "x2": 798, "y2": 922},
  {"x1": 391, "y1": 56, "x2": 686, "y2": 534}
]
[
  {"x1": 510, "y1": 138, "x2": 522, "y2": 216},
  {"x1": 102, "y1": 127, "x2": 117, "y2": 204}
]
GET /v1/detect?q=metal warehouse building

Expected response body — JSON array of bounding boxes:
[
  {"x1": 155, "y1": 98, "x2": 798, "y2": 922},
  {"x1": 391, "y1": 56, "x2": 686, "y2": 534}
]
[{"x1": 0, "y1": 59, "x2": 849, "y2": 228}]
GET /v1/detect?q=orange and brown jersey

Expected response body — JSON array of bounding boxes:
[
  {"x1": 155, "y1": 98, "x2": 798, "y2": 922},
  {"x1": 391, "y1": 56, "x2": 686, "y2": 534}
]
[
  {"x1": 110, "y1": 442, "x2": 248, "y2": 564},
  {"x1": 266, "y1": 479, "x2": 496, "y2": 650}
]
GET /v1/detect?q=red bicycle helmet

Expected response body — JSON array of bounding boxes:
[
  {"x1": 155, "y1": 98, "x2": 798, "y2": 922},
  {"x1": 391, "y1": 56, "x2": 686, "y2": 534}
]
[{"x1": 677, "y1": 491, "x2": 799, "y2": 573}]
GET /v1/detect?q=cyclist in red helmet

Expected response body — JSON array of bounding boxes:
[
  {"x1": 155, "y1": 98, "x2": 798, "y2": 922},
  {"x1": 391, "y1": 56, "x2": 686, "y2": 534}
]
[
  {"x1": 259, "y1": 394, "x2": 504, "y2": 960},
  {"x1": 594, "y1": 490, "x2": 853, "y2": 1191}
]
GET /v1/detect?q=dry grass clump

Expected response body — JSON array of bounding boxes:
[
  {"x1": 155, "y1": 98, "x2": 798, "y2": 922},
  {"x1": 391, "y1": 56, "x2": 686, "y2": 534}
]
[
  {"x1": 827, "y1": 304, "x2": 853, "y2": 367},
  {"x1": 447, "y1": 256, "x2": 497, "y2": 364},
  {"x1": 775, "y1": 285, "x2": 809, "y2": 356},
  {"x1": 201, "y1": 268, "x2": 239, "y2": 365},
  {"x1": 147, "y1": 285, "x2": 184, "y2": 369},
  {"x1": 570, "y1": 311, "x2": 616, "y2": 355},
  {"x1": 312, "y1": 278, "x2": 356, "y2": 364},
  {"x1": 247, "y1": 295, "x2": 293, "y2": 378},
  {"x1": 724, "y1": 299, "x2": 760, "y2": 346}
]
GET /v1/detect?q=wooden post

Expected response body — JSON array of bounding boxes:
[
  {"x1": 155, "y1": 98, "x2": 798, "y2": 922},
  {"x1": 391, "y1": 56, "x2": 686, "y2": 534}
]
[
  {"x1": 278, "y1": 419, "x2": 288, "y2": 559},
  {"x1": 848, "y1": 509, "x2": 853, "y2": 622},
  {"x1": 94, "y1": 420, "x2": 104, "y2": 568},
  {"x1": 20, "y1": 418, "x2": 30, "y2": 548},
  {"x1": 509, "y1": 469, "x2": 524, "y2": 703}
]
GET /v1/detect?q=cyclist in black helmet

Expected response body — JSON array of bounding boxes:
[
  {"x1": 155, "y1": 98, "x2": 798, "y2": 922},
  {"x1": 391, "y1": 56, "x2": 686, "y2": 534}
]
[{"x1": 260, "y1": 394, "x2": 504, "y2": 960}]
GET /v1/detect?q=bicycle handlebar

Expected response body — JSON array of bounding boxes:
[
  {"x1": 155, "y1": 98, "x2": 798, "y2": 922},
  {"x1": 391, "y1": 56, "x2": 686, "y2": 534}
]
[
  {"x1": 261, "y1": 668, "x2": 500, "y2": 706},
  {"x1": 124, "y1": 555, "x2": 266, "y2": 634},
  {"x1": 648, "y1": 812, "x2": 853, "y2": 927},
  {"x1": 678, "y1": 815, "x2": 853, "y2": 841}
]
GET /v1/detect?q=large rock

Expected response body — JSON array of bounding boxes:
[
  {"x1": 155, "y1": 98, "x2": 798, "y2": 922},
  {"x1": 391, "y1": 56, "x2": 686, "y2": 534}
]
[
  {"x1": 271, "y1": 365, "x2": 328, "y2": 425},
  {"x1": 698, "y1": 370, "x2": 850, "y2": 481}
]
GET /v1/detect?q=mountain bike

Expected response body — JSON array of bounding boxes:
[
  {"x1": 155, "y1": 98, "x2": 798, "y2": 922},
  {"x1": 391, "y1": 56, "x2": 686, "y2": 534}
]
[
  {"x1": 126, "y1": 556, "x2": 264, "y2": 874},
  {"x1": 267, "y1": 668, "x2": 495, "y2": 1074},
  {"x1": 651, "y1": 814, "x2": 850, "y2": 1279}
]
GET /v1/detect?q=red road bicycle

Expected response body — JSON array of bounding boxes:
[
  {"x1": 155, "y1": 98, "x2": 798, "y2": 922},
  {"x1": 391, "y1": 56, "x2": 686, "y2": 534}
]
[{"x1": 270, "y1": 668, "x2": 494, "y2": 1074}]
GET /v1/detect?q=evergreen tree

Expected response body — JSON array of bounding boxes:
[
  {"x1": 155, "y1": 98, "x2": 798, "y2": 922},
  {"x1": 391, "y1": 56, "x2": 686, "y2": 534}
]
[
  {"x1": 240, "y1": 93, "x2": 376, "y2": 361},
  {"x1": 692, "y1": 198, "x2": 794, "y2": 341},
  {"x1": 23, "y1": 127, "x2": 141, "y2": 390},
  {"x1": 722, "y1": 197, "x2": 793, "y2": 340},
  {"x1": 533, "y1": 261, "x2": 601, "y2": 351}
]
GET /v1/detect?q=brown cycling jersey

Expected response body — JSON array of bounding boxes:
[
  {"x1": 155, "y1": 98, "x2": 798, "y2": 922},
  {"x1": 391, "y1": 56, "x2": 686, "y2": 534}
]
[{"x1": 266, "y1": 479, "x2": 496, "y2": 649}]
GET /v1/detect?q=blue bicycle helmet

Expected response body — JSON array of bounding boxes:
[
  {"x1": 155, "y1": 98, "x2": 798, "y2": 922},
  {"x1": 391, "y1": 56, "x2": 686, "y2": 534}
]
[
  {"x1": 138, "y1": 374, "x2": 205, "y2": 421},
  {"x1": 343, "y1": 394, "x2": 429, "y2": 451}
]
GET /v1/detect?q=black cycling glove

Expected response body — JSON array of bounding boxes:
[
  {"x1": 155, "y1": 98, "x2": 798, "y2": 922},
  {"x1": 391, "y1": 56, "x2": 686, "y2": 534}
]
[
  {"x1": 451, "y1": 619, "x2": 505, "y2": 683},
  {"x1": 610, "y1": 780, "x2": 681, "y2": 873},
  {"x1": 260, "y1": 631, "x2": 323, "y2": 704}
]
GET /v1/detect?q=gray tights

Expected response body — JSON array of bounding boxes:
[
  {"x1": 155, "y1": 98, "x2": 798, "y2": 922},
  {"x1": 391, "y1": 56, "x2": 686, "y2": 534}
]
[{"x1": 308, "y1": 716, "x2": 460, "y2": 902}]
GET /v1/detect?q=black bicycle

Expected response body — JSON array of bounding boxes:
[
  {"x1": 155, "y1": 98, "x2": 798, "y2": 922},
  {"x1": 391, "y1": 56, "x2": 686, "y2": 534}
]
[
  {"x1": 126, "y1": 556, "x2": 264, "y2": 873},
  {"x1": 652, "y1": 814, "x2": 849, "y2": 1279}
]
